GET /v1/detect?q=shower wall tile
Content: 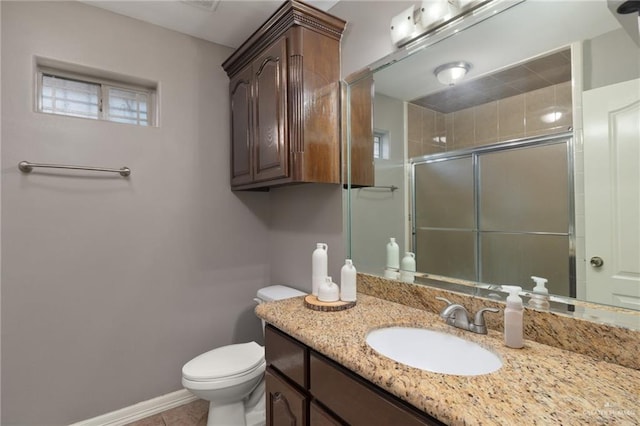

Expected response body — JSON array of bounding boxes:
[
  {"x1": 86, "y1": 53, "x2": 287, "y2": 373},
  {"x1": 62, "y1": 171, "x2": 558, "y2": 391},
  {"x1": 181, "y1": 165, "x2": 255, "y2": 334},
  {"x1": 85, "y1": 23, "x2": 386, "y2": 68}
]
[
  {"x1": 555, "y1": 81, "x2": 573, "y2": 129},
  {"x1": 525, "y1": 85, "x2": 557, "y2": 135},
  {"x1": 445, "y1": 113, "x2": 455, "y2": 149},
  {"x1": 407, "y1": 103, "x2": 422, "y2": 142},
  {"x1": 408, "y1": 139, "x2": 423, "y2": 158},
  {"x1": 406, "y1": 81, "x2": 571, "y2": 159},
  {"x1": 435, "y1": 113, "x2": 446, "y2": 146},
  {"x1": 452, "y1": 107, "x2": 474, "y2": 148},
  {"x1": 474, "y1": 101, "x2": 498, "y2": 145},
  {"x1": 498, "y1": 93, "x2": 526, "y2": 140},
  {"x1": 421, "y1": 108, "x2": 436, "y2": 142}
]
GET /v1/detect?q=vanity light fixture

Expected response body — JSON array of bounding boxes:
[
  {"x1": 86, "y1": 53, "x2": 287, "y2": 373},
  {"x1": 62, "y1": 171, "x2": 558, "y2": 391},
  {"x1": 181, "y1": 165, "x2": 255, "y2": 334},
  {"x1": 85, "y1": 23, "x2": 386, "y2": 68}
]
[{"x1": 434, "y1": 61, "x2": 472, "y2": 86}]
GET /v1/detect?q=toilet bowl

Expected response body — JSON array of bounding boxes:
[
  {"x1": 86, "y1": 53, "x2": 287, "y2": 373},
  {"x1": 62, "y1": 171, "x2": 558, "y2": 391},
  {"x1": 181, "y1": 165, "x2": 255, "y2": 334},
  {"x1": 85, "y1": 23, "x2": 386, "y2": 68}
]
[{"x1": 181, "y1": 285, "x2": 306, "y2": 426}]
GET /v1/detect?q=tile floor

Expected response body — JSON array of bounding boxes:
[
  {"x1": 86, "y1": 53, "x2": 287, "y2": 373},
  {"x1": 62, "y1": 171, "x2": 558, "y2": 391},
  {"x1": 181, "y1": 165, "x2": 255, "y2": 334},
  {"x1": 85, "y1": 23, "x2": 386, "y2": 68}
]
[{"x1": 126, "y1": 399, "x2": 208, "y2": 426}]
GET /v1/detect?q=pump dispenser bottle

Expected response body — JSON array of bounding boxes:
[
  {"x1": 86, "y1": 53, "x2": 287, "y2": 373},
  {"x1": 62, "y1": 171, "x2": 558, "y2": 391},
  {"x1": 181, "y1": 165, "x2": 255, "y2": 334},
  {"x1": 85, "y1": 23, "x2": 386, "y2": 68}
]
[
  {"x1": 528, "y1": 276, "x2": 550, "y2": 309},
  {"x1": 502, "y1": 285, "x2": 524, "y2": 349}
]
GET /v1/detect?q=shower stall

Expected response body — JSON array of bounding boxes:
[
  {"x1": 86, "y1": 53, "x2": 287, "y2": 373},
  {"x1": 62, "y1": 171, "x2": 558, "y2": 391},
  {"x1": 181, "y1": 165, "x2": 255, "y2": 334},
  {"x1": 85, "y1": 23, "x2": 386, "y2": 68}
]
[{"x1": 411, "y1": 134, "x2": 574, "y2": 297}]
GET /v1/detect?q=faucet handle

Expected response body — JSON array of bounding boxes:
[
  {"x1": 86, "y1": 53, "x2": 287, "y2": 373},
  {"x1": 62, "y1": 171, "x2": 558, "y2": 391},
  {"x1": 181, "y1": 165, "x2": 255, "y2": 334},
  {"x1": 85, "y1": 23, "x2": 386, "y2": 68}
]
[
  {"x1": 473, "y1": 307, "x2": 500, "y2": 333},
  {"x1": 435, "y1": 296, "x2": 454, "y2": 306}
]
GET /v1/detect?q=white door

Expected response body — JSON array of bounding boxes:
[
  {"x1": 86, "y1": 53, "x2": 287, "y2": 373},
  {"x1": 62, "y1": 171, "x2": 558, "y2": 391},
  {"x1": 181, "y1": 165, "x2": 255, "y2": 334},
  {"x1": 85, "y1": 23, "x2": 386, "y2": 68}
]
[{"x1": 583, "y1": 78, "x2": 640, "y2": 310}]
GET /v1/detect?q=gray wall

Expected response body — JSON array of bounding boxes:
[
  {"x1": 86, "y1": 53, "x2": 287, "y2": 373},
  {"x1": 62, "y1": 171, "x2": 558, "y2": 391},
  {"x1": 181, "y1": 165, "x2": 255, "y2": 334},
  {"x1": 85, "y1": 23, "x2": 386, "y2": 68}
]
[
  {"x1": 584, "y1": 28, "x2": 640, "y2": 90},
  {"x1": 0, "y1": 1, "x2": 406, "y2": 424},
  {"x1": 330, "y1": 1, "x2": 413, "y2": 78},
  {"x1": 1, "y1": 2, "x2": 271, "y2": 424},
  {"x1": 269, "y1": 184, "x2": 344, "y2": 292}
]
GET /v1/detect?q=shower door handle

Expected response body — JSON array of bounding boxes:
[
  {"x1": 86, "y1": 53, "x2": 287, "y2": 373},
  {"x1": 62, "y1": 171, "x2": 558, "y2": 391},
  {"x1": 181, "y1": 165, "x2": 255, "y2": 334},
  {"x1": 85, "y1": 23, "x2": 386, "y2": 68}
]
[{"x1": 590, "y1": 256, "x2": 604, "y2": 268}]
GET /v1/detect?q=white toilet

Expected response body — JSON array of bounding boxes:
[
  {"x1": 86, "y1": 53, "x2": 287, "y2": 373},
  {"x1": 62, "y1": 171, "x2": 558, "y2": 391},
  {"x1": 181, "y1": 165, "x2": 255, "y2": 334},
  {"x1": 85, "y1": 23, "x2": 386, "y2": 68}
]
[{"x1": 182, "y1": 285, "x2": 306, "y2": 426}]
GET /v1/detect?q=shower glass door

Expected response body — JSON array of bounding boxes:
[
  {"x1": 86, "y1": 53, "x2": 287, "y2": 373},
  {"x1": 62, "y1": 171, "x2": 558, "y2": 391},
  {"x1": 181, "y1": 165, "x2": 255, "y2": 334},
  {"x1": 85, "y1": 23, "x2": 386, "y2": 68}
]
[{"x1": 413, "y1": 136, "x2": 574, "y2": 295}]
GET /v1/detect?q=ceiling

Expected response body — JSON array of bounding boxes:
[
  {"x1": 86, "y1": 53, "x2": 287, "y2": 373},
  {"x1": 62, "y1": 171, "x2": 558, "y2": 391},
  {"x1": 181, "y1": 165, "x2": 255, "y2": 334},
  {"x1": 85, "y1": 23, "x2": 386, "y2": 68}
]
[
  {"x1": 412, "y1": 49, "x2": 572, "y2": 114},
  {"x1": 373, "y1": 0, "x2": 621, "y2": 104},
  {"x1": 81, "y1": 0, "x2": 340, "y2": 48}
]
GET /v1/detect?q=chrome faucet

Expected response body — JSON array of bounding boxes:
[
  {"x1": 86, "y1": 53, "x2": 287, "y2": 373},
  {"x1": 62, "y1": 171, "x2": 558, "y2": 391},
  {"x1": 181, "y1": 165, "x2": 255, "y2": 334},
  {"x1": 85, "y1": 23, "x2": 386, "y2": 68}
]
[{"x1": 435, "y1": 297, "x2": 499, "y2": 334}]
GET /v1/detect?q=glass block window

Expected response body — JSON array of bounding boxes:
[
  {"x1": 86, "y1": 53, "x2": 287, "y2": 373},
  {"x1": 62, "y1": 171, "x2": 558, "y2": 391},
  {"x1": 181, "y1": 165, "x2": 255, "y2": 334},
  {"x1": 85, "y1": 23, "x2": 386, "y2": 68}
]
[{"x1": 38, "y1": 69, "x2": 155, "y2": 126}]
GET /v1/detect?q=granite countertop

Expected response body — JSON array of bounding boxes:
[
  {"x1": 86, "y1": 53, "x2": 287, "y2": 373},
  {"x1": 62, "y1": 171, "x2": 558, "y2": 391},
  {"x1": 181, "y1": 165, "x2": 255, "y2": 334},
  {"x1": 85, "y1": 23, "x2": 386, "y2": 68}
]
[{"x1": 256, "y1": 294, "x2": 640, "y2": 426}]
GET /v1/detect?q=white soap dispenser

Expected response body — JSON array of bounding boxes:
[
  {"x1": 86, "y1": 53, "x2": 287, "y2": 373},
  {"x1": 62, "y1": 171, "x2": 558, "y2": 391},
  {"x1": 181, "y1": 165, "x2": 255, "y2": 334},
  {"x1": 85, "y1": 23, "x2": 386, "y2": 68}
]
[
  {"x1": 311, "y1": 243, "x2": 328, "y2": 296},
  {"x1": 502, "y1": 285, "x2": 524, "y2": 349},
  {"x1": 528, "y1": 276, "x2": 550, "y2": 310},
  {"x1": 340, "y1": 259, "x2": 357, "y2": 302}
]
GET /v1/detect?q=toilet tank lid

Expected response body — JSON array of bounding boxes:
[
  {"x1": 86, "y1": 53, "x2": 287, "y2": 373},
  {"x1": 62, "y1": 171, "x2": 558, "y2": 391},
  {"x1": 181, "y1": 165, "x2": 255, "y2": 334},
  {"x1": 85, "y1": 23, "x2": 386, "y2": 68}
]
[{"x1": 256, "y1": 285, "x2": 306, "y2": 302}]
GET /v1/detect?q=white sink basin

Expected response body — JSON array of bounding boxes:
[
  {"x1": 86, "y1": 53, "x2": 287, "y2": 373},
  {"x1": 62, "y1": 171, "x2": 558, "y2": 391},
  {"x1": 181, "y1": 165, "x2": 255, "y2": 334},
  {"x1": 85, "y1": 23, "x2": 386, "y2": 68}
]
[{"x1": 366, "y1": 327, "x2": 502, "y2": 376}]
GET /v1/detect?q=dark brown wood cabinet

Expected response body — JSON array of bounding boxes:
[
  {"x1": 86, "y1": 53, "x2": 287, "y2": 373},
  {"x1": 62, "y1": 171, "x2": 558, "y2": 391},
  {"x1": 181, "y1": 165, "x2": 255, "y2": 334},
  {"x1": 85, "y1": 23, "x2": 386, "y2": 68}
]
[
  {"x1": 343, "y1": 73, "x2": 375, "y2": 188},
  {"x1": 223, "y1": 0, "x2": 346, "y2": 190},
  {"x1": 265, "y1": 324, "x2": 444, "y2": 426},
  {"x1": 266, "y1": 369, "x2": 308, "y2": 426}
]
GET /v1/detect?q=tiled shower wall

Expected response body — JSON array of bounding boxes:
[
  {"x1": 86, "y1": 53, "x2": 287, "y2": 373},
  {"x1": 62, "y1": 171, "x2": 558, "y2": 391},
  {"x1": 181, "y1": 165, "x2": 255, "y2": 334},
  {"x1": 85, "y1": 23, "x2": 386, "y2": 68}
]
[{"x1": 408, "y1": 81, "x2": 573, "y2": 157}]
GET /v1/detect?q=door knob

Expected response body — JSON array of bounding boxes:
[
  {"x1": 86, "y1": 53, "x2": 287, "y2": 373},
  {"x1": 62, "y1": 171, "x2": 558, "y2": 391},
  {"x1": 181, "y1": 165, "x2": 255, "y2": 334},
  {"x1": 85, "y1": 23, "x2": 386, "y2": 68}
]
[{"x1": 590, "y1": 256, "x2": 604, "y2": 268}]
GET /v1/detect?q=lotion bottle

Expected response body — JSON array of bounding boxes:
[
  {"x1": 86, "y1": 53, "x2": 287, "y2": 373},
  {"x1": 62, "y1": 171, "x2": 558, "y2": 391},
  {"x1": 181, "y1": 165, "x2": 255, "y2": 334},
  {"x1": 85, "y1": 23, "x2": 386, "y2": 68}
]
[
  {"x1": 528, "y1": 276, "x2": 550, "y2": 310},
  {"x1": 312, "y1": 243, "x2": 328, "y2": 296},
  {"x1": 386, "y1": 237, "x2": 400, "y2": 269},
  {"x1": 340, "y1": 259, "x2": 357, "y2": 302},
  {"x1": 502, "y1": 285, "x2": 524, "y2": 349}
]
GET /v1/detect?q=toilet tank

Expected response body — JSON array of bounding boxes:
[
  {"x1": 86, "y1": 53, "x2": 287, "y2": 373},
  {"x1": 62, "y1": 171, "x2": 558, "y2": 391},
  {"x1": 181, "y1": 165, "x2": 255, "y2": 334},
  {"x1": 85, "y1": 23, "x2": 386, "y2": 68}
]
[
  {"x1": 255, "y1": 285, "x2": 306, "y2": 303},
  {"x1": 255, "y1": 285, "x2": 306, "y2": 334}
]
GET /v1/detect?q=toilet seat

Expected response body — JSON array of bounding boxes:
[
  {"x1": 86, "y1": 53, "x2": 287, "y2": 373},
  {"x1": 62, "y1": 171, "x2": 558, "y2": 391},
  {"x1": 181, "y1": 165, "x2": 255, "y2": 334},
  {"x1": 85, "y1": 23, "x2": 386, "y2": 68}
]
[{"x1": 182, "y1": 342, "x2": 265, "y2": 390}]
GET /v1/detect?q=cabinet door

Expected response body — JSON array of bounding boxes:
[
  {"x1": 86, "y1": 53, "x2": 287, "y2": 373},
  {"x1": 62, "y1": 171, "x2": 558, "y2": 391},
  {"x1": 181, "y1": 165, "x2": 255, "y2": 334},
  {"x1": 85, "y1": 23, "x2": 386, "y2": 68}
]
[
  {"x1": 310, "y1": 353, "x2": 440, "y2": 426},
  {"x1": 310, "y1": 401, "x2": 344, "y2": 426},
  {"x1": 253, "y1": 37, "x2": 289, "y2": 182},
  {"x1": 266, "y1": 368, "x2": 307, "y2": 426},
  {"x1": 230, "y1": 65, "x2": 253, "y2": 187},
  {"x1": 344, "y1": 74, "x2": 374, "y2": 187}
]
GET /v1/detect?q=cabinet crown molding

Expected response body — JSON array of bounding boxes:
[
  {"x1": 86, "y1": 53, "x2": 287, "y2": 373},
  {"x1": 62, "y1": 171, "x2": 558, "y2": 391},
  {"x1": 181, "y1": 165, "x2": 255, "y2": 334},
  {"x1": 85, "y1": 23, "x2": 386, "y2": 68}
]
[{"x1": 222, "y1": 0, "x2": 346, "y2": 78}]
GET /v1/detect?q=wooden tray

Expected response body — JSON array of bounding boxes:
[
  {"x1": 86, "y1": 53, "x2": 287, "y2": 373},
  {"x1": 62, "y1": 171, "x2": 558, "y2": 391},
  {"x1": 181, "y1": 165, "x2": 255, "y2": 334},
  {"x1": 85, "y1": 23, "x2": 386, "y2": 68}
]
[{"x1": 304, "y1": 295, "x2": 356, "y2": 312}]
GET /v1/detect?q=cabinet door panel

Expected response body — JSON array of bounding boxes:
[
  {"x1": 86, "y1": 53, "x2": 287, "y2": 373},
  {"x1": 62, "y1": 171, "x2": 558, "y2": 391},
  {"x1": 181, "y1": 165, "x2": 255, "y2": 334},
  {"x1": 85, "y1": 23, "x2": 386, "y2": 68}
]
[
  {"x1": 230, "y1": 66, "x2": 253, "y2": 186},
  {"x1": 254, "y1": 37, "x2": 289, "y2": 182},
  {"x1": 310, "y1": 401, "x2": 344, "y2": 426},
  {"x1": 266, "y1": 368, "x2": 307, "y2": 426},
  {"x1": 310, "y1": 353, "x2": 440, "y2": 426}
]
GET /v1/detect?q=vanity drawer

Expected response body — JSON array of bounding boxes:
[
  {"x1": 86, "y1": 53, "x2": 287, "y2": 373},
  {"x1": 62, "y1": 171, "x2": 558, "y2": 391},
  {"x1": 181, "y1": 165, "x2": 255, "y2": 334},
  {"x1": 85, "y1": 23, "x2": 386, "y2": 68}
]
[
  {"x1": 309, "y1": 352, "x2": 442, "y2": 426},
  {"x1": 265, "y1": 324, "x2": 308, "y2": 389},
  {"x1": 265, "y1": 368, "x2": 308, "y2": 426}
]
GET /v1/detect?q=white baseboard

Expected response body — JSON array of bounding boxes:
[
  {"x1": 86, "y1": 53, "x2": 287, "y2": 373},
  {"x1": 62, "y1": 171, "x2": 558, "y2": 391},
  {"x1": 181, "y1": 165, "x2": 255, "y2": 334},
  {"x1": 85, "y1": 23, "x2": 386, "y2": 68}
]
[{"x1": 70, "y1": 389, "x2": 199, "y2": 426}]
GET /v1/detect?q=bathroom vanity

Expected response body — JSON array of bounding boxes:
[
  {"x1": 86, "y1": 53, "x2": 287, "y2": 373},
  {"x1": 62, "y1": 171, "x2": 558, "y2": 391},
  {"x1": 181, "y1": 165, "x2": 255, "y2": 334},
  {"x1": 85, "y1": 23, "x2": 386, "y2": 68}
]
[
  {"x1": 257, "y1": 293, "x2": 640, "y2": 425},
  {"x1": 265, "y1": 324, "x2": 441, "y2": 425}
]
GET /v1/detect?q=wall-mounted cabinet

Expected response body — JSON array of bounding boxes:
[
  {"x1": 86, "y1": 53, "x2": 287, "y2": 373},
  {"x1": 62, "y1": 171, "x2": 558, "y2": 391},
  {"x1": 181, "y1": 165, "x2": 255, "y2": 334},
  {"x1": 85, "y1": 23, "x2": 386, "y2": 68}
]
[{"x1": 223, "y1": 0, "x2": 346, "y2": 190}]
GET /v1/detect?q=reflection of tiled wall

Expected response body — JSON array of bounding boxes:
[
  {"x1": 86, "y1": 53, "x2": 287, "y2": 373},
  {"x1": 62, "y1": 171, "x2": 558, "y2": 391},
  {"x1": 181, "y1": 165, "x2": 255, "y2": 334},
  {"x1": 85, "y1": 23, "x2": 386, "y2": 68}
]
[{"x1": 408, "y1": 81, "x2": 573, "y2": 158}]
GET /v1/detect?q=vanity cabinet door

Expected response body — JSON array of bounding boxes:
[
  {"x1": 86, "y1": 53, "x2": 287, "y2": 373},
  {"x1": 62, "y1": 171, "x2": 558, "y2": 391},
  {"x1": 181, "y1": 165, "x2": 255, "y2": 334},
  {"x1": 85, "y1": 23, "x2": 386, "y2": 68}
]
[
  {"x1": 310, "y1": 353, "x2": 442, "y2": 426},
  {"x1": 266, "y1": 368, "x2": 308, "y2": 426},
  {"x1": 310, "y1": 401, "x2": 345, "y2": 426},
  {"x1": 252, "y1": 37, "x2": 289, "y2": 183}
]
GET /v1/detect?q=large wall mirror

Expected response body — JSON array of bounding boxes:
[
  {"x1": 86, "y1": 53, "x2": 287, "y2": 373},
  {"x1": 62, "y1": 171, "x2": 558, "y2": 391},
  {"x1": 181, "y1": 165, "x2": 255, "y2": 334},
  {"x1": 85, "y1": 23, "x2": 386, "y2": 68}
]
[{"x1": 345, "y1": 0, "x2": 640, "y2": 320}]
